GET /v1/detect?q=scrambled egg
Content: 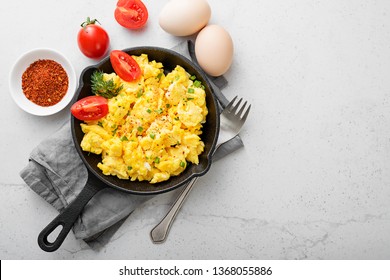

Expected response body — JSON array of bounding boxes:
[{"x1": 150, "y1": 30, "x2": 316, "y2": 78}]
[{"x1": 80, "y1": 54, "x2": 208, "y2": 184}]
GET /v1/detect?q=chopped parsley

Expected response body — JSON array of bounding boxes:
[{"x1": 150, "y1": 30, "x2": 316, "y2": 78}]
[
  {"x1": 120, "y1": 136, "x2": 129, "y2": 141},
  {"x1": 193, "y1": 80, "x2": 202, "y2": 88}
]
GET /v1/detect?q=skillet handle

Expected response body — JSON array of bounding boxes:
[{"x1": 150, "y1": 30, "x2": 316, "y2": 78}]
[{"x1": 37, "y1": 181, "x2": 103, "y2": 252}]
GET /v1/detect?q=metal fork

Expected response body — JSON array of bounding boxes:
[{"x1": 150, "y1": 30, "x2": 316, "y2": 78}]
[{"x1": 150, "y1": 96, "x2": 251, "y2": 243}]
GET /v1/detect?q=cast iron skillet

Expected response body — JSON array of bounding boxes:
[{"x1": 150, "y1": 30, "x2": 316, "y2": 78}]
[{"x1": 37, "y1": 46, "x2": 220, "y2": 252}]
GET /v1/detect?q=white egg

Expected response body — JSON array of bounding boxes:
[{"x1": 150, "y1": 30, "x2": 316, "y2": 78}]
[
  {"x1": 195, "y1": 24, "x2": 234, "y2": 76},
  {"x1": 159, "y1": 0, "x2": 211, "y2": 36}
]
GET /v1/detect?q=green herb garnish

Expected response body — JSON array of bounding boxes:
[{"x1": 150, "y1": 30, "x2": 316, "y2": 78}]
[
  {"x1": 91, "y1": 70, "x2": 122, "y2": 99},
  {"x1": 193, "y1": 80, "x2": 202, "y2": 88}
]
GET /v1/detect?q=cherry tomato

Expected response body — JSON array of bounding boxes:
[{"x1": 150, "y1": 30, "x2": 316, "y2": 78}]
[
  {"x1": 110, "y1": 50, "x2": 142, "y2": 82},
  {"x1": 114, "y1": 0, "x2": 148, "y2": 29},
  {"x1": 71, "y1": 96, "x2": 109, "y2": 121},
  {"x1": 77, "y1": 17, "x2": 110, "y2": 59}
]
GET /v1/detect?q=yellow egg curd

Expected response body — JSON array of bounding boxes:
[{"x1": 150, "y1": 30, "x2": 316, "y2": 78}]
[{"x1": 80, "y1": 54, "x2": 208, "y2": 184}]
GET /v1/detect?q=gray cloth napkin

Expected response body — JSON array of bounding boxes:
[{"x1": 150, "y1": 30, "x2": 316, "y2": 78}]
[{"x1": 20, "y1": 40, "x2": 244, "y2": 248}]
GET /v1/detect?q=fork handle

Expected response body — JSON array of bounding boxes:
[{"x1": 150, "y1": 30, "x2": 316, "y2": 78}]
[
  {"x1": 150, "y1": 177, "x2": 199, "y2": 243},
  {"x1": 150, "y1": 144, "x2": 222, "y2": 244}
]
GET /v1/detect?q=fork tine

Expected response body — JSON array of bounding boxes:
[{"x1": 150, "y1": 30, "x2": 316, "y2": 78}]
[
  {"x1": 241, "y1": 104, "x2": 251, "y2": 123},
  {"x1": 231, "y1": 98, "x2": 243, "y2": 115},
  {"x1": 225, "y1": 96, "x2": 237, "y2": 111},
  {"x1": 236, "y1": 100, "x2": 248, "y2": 117}
]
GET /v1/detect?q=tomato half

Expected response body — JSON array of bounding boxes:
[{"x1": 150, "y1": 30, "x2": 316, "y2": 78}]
[
  {"x1": 114, "y1": 0, "x2": 148, "y2": 29},
  {"x1": 77, "y1": 18, "x2": 110, "y2": 59},
  {"x1": 110, "y1": 50, "x2": 142, "y2": 82},
  {"x1": 71, "y1": 96, "x2": 109, "y2": 121}
]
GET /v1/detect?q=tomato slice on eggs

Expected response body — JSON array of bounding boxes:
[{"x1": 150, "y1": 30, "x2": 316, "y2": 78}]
[
  {"x1": 110, "y1": 50, "x2": 141, "y2": 82},
  {"x1": 71, "y1": 96, "x2": 109, "y2": 121}
]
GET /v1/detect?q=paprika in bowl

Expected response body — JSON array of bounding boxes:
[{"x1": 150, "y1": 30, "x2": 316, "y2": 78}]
[{"x1": 9, "y1": 48, "x2": 77, "y2": 116}]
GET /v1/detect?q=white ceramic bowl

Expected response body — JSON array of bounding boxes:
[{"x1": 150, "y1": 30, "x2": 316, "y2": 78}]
[{"x1": 9, "y1": 48, "x2": 77, "y2": 116}]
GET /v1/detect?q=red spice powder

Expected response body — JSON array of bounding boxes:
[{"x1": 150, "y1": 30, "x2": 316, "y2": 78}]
[{"x1": 22, "y1": 59, "x2": 69, "y2": 107}]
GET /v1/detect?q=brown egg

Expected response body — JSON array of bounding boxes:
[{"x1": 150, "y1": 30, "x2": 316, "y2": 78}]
[
  {"x1": 159, "y1": 0, "x2": 211, "y2": 36},
  {"x1": 195, "y1": 25, "x2": 234, "y2": 76}
]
